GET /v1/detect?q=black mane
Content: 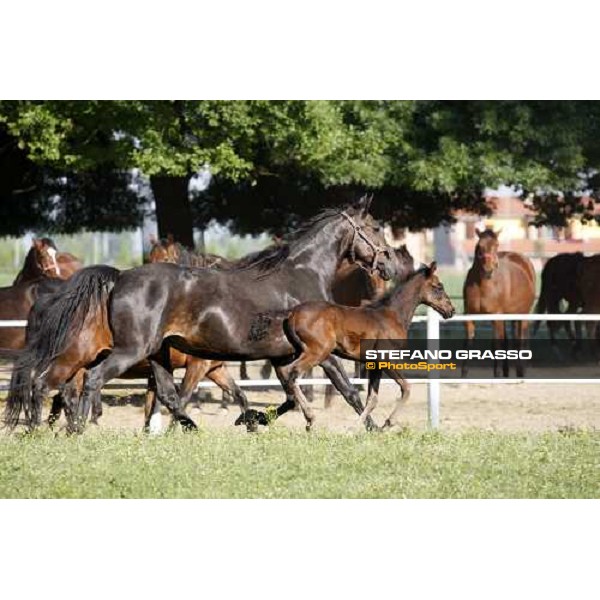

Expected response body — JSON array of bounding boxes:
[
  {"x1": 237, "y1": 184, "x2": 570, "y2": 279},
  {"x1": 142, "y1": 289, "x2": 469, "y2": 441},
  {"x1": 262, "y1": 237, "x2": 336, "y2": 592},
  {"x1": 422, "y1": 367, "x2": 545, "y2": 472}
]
[
  {"x1": 366, "y1": 266, "x2": 426, "y2": 308},
  {"x1": 232, "y1": 207, "x2": 344, "y2": 276}
]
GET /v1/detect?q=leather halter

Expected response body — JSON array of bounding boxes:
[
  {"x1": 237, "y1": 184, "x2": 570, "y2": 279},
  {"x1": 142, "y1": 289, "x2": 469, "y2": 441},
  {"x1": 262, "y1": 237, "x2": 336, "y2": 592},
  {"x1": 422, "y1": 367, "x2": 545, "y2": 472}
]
[{"x1": 340, "y1": 211, "x2": 388, "y2": 273}]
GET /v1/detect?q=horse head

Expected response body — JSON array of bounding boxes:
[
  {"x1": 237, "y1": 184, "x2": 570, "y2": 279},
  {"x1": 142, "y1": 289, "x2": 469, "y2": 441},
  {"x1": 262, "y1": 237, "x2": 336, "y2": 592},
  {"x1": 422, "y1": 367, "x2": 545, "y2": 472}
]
[
  {"x1": 341, "y1": 194, "x2": 396, "y2": 281},
  {"x1": 475, "y1": 228, "x2": 501, "y2": 276},
  {"x1": 32, "y1": 238, "x2": 61, "y2": 277},
  {"x1": 420, "y1": 262, "x2": 455, "y2": 319}
]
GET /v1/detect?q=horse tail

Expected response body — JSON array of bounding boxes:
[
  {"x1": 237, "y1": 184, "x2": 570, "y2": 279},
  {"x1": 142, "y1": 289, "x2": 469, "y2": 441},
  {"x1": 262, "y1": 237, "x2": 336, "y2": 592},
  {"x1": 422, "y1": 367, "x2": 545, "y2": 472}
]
[
  {"x1": 2, "y1": 358, "x2": 33, "y2": 430},
  {"x1": 3, "y1": 266, "x2": 120, "y2": 430}
]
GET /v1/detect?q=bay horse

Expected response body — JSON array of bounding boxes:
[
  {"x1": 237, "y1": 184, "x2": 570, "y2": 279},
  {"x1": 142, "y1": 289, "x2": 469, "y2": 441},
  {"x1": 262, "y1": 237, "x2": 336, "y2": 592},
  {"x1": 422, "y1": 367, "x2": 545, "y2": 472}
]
[
  {"x1": 322, "y1": 244, "x2": 416, "y2": 407},
  {"x1": 0, "y1": 239, "x2": 82, "y2": 352},
  {"x1": 65, "y1": 196, "x2": 395, "y2": 433},
  {"x1": 281, "y1": 263, "x2": 455, "y2": 430},
  {"x1": 533, "y1": 252, "x2": 584, "y2": 352},
  {"x1": 13, "y1": 238, "x2": 82, "y2": 284},
  {"x1": 463, "y1": 228, "x2": 536, "y2": 377}
]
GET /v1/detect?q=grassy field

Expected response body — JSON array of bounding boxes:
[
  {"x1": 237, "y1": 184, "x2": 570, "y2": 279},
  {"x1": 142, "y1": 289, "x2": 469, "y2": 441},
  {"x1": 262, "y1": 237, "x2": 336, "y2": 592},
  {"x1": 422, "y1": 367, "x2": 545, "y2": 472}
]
[{"x1": 0, "y1": 427, "x2": 597, "y2": 498}]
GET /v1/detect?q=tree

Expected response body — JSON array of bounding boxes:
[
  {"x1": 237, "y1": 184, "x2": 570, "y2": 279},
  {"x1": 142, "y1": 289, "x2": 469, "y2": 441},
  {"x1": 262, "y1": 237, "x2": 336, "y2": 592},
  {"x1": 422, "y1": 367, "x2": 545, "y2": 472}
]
[{"x1": 1, "y1": 100, "x2": 600, "y2": 242}]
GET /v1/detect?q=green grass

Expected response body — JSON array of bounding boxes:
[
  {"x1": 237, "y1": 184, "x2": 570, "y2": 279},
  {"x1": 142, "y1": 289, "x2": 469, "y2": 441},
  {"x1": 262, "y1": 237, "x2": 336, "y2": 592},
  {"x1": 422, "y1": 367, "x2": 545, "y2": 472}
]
[{"x1": 0, "y1": 428, "x2": 598, "y2": 498}]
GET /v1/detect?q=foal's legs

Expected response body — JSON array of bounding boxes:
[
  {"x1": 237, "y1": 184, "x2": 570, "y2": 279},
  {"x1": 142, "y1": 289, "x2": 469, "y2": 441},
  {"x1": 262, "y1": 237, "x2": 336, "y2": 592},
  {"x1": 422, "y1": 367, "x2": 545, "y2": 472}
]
[
  {"x1": 275, "y1": 362, "x2": 317, "y2": 431},
  {"x1": 382, "y1": 369, "x2": 411, "y2": 429},
  {"x1": 357, "y1": 369, "x2": 382, "y2": 428}
]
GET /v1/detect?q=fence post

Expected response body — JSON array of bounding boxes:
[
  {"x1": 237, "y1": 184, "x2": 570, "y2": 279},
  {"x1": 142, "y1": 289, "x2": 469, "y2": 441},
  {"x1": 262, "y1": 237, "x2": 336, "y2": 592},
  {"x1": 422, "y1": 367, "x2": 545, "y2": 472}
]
[{"x1": 427, "y1": 307, "x2": 441, "y2": 429}]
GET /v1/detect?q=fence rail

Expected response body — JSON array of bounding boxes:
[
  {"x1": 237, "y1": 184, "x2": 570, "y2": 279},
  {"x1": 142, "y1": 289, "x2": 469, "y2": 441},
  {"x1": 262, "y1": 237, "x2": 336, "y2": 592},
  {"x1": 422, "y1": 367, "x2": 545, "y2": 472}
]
[{"x1": 2, "y1": 313, "x2": 600, "y2": 429}]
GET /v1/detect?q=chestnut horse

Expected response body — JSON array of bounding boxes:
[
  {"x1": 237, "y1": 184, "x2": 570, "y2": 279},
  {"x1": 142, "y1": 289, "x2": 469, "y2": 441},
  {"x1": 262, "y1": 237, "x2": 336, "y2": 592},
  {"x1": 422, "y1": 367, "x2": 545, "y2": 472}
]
[
  {"x1": 281, "y1": 263, "x2": 454, "y2": 430},
  {"x1": 463, "y1": 229, "x2": 535, "y2": 377},
  {"x1": 0, "y1": 238, "x2": 82, "y2": 352}
]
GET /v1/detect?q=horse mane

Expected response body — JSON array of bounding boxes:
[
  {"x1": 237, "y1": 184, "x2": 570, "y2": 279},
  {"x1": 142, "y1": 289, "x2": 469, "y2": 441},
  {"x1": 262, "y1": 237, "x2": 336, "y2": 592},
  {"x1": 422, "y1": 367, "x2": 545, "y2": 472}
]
[
  {"x1": 231, "y1": 207, "x2": 343, "y2": 276},
  {"x1": 365, "y1": 266, "x2": 427, "y2": 309}
]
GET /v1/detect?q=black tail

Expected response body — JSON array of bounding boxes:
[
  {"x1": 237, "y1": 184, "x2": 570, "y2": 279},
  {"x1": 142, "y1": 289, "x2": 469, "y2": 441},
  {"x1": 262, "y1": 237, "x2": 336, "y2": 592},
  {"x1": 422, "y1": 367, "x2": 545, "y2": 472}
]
[{"x1": 2, "y1": 265, "x2": 120, "y2": 430}]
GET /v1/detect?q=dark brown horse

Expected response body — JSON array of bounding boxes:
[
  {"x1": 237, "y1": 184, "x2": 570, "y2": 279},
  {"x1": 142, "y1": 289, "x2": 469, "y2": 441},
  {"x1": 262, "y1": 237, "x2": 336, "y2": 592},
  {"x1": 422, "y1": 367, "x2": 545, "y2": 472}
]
[
  {"x1": 281, "y1": 263, "x2": 454, "y2": 430},
  {"x1": 575, "y1": 254, "x2": 600, "y2": 341},
  {"x1": 533, "y1": 252, "x2": 584, "y2": 349},
  {"x1": 0, "y1": 239, "x2": 82, "y2": 352},
  {"x1": 4, "y1": 266, "x2": 250, "y2": 433},
  {"x1": 463, "y1": 228, "x2": 536, "y2": 377}
]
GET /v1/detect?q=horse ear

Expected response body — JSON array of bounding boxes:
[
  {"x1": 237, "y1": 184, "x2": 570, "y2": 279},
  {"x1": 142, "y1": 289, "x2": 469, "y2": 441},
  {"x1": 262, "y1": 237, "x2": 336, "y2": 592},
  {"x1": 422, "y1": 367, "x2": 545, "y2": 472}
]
[
  {"x1": 475, "y1": 229, "x2": 483, "y2": 238},
  {"x1": 166, "y1": 233, "x2": 175, "y2": 244},
  {"x1": 495, "y1": 227, "x2": 503, "y2": 238},
  {"x1": 354, "y1": 194, "x2": 373, "y2": 216},
  {"x1": 428, "y1": 261, "x2": 437, "y2": 274}
]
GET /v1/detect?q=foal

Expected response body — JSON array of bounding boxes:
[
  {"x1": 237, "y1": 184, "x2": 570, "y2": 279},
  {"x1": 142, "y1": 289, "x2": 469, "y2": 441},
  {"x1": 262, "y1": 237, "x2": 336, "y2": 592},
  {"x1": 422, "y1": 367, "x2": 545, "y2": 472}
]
[{"x1": 281, "y1": 263, "x2": 455, "y2": 430}]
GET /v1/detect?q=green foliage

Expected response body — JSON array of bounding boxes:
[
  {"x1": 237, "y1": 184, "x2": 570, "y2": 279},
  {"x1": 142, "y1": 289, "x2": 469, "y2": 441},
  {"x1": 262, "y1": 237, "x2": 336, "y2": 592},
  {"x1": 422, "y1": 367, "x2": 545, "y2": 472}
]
[
  {"x1": 0, "y1": 428, "x2": 597, "y2": 498},
  {"x1": 2, "y1": 101, "x2": 600, "y2": 236}
]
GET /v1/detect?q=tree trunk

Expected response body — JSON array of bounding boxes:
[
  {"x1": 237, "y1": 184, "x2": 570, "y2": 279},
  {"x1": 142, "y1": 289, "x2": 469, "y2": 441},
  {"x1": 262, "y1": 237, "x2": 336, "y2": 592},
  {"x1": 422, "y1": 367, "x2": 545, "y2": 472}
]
[{"x1": 150, "y1": 175, "x2": 194, "y2": 248}]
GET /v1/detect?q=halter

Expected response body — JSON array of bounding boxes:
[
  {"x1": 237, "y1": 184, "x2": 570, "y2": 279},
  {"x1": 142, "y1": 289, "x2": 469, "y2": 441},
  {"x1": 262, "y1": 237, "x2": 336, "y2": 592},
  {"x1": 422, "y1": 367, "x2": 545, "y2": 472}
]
[{"x1": 340, "y1": 211, "x2": 388, "y2": 274}]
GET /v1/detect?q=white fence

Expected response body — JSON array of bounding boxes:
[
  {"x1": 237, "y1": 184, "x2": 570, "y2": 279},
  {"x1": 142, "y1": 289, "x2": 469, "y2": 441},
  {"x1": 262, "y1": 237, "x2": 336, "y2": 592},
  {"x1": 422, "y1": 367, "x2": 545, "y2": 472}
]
[{"x1": 2, "y1": 313, "x2": 600, "y2": 429}]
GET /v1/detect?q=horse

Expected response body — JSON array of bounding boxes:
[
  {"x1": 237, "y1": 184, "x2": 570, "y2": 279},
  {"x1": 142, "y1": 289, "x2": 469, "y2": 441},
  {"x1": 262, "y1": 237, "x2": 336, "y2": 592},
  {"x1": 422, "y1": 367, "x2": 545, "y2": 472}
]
[
  {"x1": 322, "y1": 245, "x2": 416, "y2": 407},
  {"x1": 13, "y1": 237, "x2": 82, "y2": 284},
  {"x1": 280, "y1": 263, "x2": 455, "y2": 430},
  {"x1": 462, "y1": 228, "x2": 536, "y2": 377},
  {"x1": 0, "y1": 239, "x2": 82, "y2": 352},
  {"x1": 533, "y1": 252, "x2": 584, "y2": 352},
  {"x1": 3, "y1": 265, "x2": 251, "y2": 433},
  {"x1": 574, "y1": 254, "x2": 600, "y2": 343},
  {"x1": 61, "y1": 196, "x2": 395, "y2": 433},
  {"x1": 148, "y1": 235, "x2": 234, "y2": 269}
]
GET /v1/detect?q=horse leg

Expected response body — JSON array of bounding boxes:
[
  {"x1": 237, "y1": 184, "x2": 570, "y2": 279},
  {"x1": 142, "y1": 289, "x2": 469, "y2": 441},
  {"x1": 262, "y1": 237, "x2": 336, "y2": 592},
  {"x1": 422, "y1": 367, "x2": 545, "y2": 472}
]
[
  {"x1": 382, "y1": 369, "x2": 411, "y2": 430},
  {"x1": 357, "y1": 369, "x2": 382, "y2": 428},
  {"x1": 320, "y1": 356, "x2": 376, "y2": 431},
  {"x1": 148, "y1": 360, "x2": 197, "y2": 431},
  {"x1": 461, "y1": 320, "x2": 475, "y2": 377},
  {"x1": 325, "y1": 361, "x2": 360, "y2": 409},
  {"x1": 48, "y1": 393, "x2": 64, "y2": 428},
  {"x1": 324, "y1": 371, "x2": 336, "y2": 409},
  {"x1": 143, "y1": 371, "x2": 161, "y2": 433},
  {"x1": 515, "y1": 320, "x2": 528, "y2": 378},
  {"x1": 259, "y1": 361, "x2": 272, "y2": 379},
  {"x1": 239, "y1": 361, "x2": 249, "y2": 380},
  {"x1": 492, "y1": 320, "x2": 507, "y2": 377},
  {"x1": 76, "y1": 348, "x2": 158, "y2": 433},
  {"x1": 276, "y1": 360, "x2": 318, "y2": 432},
  {"x1": 208, "y1": 364, "x2": 266, "y2": 432}
]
